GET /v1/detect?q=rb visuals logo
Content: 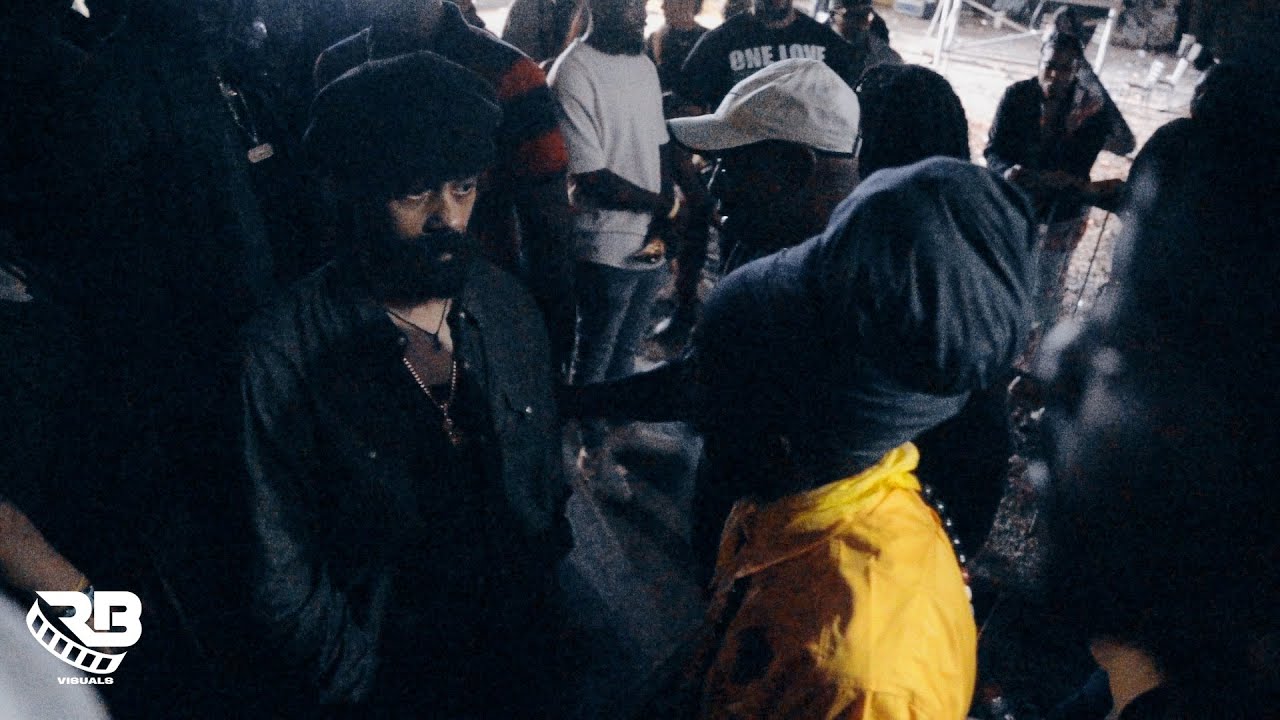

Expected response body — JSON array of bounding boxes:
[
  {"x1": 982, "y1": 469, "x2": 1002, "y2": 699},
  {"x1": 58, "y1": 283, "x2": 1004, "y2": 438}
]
[{"x1": 27, "y1": 591, "x2": 142, "y2": 682}]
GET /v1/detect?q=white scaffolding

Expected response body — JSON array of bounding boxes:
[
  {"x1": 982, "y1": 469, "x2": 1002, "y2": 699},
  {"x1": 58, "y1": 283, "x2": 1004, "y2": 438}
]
[{"x1": 928, "y1": 0, "x2": 1122, "y2": 71}]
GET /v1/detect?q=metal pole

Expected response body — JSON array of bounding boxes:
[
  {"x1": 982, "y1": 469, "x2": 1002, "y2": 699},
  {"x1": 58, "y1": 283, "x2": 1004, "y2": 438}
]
[
  {"x1": 1072, "y1": 211, "x2": 1112, "y2": 317},
  {"x1": 1092, "y1": 4, "x2": 1119, "y2": 71}
]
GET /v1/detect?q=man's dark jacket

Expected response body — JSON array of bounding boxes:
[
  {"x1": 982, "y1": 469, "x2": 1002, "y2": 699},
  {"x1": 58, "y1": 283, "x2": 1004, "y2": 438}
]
[
  {"x1": 240, "y1": 258, "x2": 569, "y2": 705},
  {"x1": 984, "y1": 78, "x2": 1118, "y2": 222}
]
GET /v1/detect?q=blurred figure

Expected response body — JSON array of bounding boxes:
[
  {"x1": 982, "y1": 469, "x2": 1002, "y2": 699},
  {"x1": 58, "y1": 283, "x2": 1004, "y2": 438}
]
[
  {"x1": 16, "y1": 2, "x2": 280, "y2": 714},
  {"x1": 647, "y1": 0, "x2": 709, "y2": 91},
  {"x1": 549, "y1": 0, "x2": 673, "y2": 503},
  {"x1": 317, "y1": 0, "x2": 578, "y2": 371},
  {"x1": 827, "y1": 0, "x2": 901, "y2": 81},
  {"x1": 502, "y1": 0, "x2": 581, "y2": 62},
  {"x1": 1036, "y1": 59, "x2": 1280, "y2": 718}
]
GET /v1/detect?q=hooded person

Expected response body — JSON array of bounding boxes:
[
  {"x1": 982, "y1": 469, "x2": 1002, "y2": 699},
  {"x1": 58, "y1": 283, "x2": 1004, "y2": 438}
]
[
  {"x1": 240, "y1": 51, "x2": 571, "y2": 716},
  {"x1": 851, "y1": 62, "x2": 1015, "y2": 563},
  {"x1": 571, "y1": 158, "x2": 1035, "y2": 717},
  {"x1": 685, "y1": 157, "x2": 1035, "y2": 719}
]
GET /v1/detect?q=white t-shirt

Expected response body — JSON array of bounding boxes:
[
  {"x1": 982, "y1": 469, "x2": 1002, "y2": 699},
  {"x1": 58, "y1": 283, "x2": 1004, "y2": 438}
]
[{"x1": 549, "y1": 39, "x2": 669, "y2": 269}]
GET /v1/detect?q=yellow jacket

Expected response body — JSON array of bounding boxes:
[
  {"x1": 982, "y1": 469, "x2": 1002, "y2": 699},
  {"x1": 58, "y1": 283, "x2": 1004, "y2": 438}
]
[{"x1": 699, "y1": 443, "x2": 976, "y2": 720}]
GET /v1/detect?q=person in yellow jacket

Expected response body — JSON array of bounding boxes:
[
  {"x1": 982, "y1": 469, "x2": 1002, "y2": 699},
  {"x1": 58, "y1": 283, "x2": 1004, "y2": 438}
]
[
  {"x1": 701, "y1": 443, "x2": 976, "y2": 719},
  {"x1": 687, "y1": 157, "x2": 1037, "y2": 719}
]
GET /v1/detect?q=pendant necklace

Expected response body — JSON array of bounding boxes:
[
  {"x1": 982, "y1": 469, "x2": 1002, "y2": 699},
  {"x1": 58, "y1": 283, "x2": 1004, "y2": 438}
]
[
  {"x1": 402, "y1": 354, "x2": 464, "y2": 447},
  {"x1": 387, "y1": 301, "x2": 449, "y2": 351},
  {"x1": 389, "y1": 301, "x2": 463, "y2": 445}
]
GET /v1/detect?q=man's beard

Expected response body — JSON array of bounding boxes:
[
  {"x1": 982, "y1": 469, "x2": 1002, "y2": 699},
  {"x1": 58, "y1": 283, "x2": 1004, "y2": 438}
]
[{"x1": 359, "y1": 226, "x2": 475, "y2": 303}]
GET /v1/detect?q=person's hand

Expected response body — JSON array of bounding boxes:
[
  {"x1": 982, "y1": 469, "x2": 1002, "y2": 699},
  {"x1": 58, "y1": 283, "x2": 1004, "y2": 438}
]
[
  {"x1": 1003, "y1": 164, "x2": 1032, "y2": 188},
  {"x1": 1037, "y1": 170, "x2": 1087, "y2": 193},
  {"x1": 1084, "y1": 178, "x2": 1126, "y2": 212},
  {"x1": 1086, "y1": 178, "x2": 1124, "y2": 196},
  {"x1": 630, "y1": 235, "x2": 667, "y2": 264}
]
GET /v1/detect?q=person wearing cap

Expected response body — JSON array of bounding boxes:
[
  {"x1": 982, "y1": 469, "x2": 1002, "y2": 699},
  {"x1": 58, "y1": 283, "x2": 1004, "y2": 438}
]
[
  {"x1": 547, "y1": 0, "x2": 674, "y2": 502},
  {"x1": 315, "y1": 0, "x2": 577, "y2": 373},
  {"x1": 827, "y1": 0, "x2": 901, "y2": 82},
  {"x1": 240, "y1": 52, "x2": 570, "y2": 715},
  {"x1": 674, "y1": 0, "x2": 858, "y2": 112},
  {"x1": 669, "y1": 57, "x2": 860, "y2": 271}
]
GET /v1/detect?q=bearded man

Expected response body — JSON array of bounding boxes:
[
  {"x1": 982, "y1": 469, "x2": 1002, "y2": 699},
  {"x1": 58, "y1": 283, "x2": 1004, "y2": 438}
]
[{"x1": 240, "y1": 52, "x2": 570, "y2": 717}]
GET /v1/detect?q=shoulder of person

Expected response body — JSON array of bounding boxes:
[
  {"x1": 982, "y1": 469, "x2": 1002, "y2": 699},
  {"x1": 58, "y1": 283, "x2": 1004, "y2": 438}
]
[
  {"x1": 993, "y1": 78, "x2": 1039, "y2": 108},
  {"x1": 461, "y1": 260, "x2": 545, "y2": 333},
  {"x1": 546, "y1": 43, "x2": 581, "y2": 86},
  {"x1": 1012, "y1": 77, "x2": 1041, "y2": 95},
  {"x1": 240, "y1": 263, "x2": 363, "y2": 365},
  {"x1": 436, "y1": 5, "x2": 531, "y2": 80},
  {"x1": 704, "y1": 12, "x2": 756, "y2": 40}
]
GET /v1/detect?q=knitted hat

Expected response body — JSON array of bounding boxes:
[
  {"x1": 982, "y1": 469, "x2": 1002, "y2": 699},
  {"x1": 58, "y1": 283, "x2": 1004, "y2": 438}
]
[{"x1": 305, "y1": 51, "x2": 502, "y2": 200}]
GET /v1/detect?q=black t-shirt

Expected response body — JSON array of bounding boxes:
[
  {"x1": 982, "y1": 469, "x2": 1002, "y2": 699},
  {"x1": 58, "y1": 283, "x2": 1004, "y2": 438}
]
[
  {"x1": 646, "y1": 24, "x2": 709, "y2": 91},
  {"x1": 675, "y1": 12, "x2": 857, "y2": 108}
]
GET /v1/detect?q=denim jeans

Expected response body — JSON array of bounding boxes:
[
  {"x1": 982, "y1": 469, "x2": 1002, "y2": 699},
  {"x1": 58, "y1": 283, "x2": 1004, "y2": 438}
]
[
  {"x1": 572, "y1": 261, "x2": 664, "y2": 449},
  {"x1": 1035, "y1": 212, "x2": 1089, "y2": 330}
]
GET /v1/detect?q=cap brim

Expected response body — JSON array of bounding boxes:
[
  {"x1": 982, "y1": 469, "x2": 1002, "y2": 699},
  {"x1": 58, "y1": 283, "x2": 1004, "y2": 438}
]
[{"x1": 668, "y1": 114, "x2": 762, "y2": 154}]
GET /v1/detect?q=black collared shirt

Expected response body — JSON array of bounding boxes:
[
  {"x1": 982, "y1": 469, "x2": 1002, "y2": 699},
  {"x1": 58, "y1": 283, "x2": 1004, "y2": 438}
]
[{"x1": 241, "y1": 257, "x2": 567, "y2": 705}]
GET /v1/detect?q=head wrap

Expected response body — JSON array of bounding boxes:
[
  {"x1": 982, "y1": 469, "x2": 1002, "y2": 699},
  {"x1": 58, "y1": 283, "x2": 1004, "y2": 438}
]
[
  {"x1": 304, "y1": 51, "x2": 501, "y2": 200},
  {"x1": 695, "y1": 157, "x2": 1035, "y2": 486}
]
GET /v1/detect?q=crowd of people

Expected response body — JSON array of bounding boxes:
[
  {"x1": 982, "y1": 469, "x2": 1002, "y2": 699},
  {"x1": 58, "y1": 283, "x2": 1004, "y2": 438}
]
[{"x1": 2, "y1": 0, "x2": 1279, "y2": 717}]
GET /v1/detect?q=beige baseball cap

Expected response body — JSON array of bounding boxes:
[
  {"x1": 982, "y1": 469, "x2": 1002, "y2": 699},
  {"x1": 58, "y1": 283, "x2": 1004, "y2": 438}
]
[{"x1": 668, "y1": 58, "x2": 860, "y2": 155}]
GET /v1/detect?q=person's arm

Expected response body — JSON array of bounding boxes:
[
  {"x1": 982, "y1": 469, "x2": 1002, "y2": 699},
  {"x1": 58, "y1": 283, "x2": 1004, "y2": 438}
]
[
  {"x1": 984, "y1": 84, "x2": 1030, "y2": 177},
  {"x1": 571, "y1": 167, "x2": 674, "y2": 215},
  {"x1": 560, "y1": 356, "x2": 698, "y2": 422},
  {"x1": 242, "y1": 347, "x2": 379, "y2": 705},
  {"x1": 0, "y1": 501, "x2": 89, "y2": 594},
  {"x1": 516, "y1": 173, "x2": 577, "y2": 373}
]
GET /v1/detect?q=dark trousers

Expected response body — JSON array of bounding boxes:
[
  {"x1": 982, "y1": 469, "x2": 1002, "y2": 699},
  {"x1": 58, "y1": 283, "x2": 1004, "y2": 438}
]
[{"x1": 572, "y1": 261, "x2": 663, "y2": 448}]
